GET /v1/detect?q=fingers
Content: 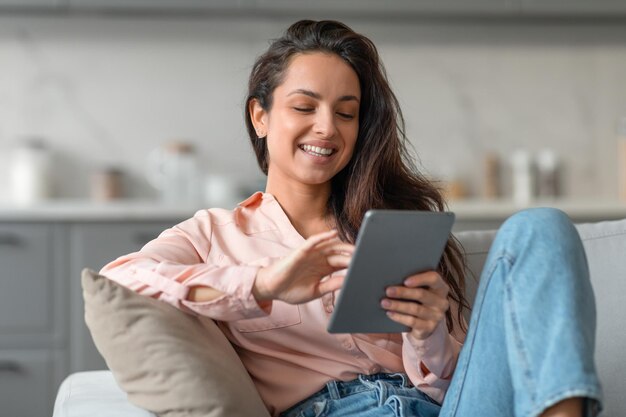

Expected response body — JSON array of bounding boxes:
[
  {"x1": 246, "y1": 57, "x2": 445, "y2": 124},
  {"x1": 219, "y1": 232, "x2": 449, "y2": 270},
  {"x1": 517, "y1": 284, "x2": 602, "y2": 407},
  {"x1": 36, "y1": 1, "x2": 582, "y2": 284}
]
[
  {"x1": 324, "y1": 239, "x2": 354, "y2": 270},
  {"x1": 326, "y1": 253, "x2": 351, "y2": 269},
  {"x1": 304, "y1": 232, "x2": 354, "y2": 268},
  {"x1": 384, "y1": 285, "x2": 450, "y2": 312},
  {"x1": 385, "y1": 311, "x2": 439, "y2": 340},
  {"x1": 381, "y1": 271, "x2": 450, "y2": 340},
  {"x1": 301, "y1": 230, "x2": 339, "y2": 251},
  {"x1": 317, "y1": 274, "x2": 344, "y2": 295},
  {"x1": 321, "y1": 243, "x2": 355, "y2": 257},
  {"x1": 404, "y1": 271, "x2": 449, "y2": 297},
  {"x1": 381, "y1": 298, "x2": 444, "y2": 322}
]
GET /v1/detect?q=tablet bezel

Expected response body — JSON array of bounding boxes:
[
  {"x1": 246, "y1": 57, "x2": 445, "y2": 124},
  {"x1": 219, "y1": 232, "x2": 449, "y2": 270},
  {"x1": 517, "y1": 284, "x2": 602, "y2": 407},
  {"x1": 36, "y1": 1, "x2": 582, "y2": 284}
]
[{"x1": 327, "y1": 210, "x2": 455, "y2": 334}]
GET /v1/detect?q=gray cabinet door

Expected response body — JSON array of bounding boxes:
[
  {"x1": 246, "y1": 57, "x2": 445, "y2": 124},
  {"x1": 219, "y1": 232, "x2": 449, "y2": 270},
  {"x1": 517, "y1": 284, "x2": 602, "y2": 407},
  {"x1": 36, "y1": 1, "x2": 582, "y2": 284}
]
[
  {"x1": 68, "y1": 221, "x2": 179, "y2": 372},
  {"x1": 0, "y1": 350, "x2": 55, "y2": 417},
  {"x1": 0, "y1": 224, "x2": 58, "y2": 347}
]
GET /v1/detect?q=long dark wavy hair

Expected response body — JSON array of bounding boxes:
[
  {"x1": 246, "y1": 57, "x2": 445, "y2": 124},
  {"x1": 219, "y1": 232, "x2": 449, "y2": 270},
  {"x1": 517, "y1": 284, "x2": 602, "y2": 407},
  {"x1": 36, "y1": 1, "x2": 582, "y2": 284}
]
[{"x1": 245, "y1": 20, "x2": 470, "y2": 333}]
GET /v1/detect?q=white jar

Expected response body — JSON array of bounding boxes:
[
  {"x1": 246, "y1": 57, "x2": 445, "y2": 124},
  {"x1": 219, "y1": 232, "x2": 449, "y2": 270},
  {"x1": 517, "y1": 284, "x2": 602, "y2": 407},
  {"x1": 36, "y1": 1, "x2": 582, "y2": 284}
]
[
  {"x1": 511, "y1": 149, "x2": 534, "y2": 205},
  {"x1": 203, "y1": 174, "x2": 240, "y2": 207},
  {"x1": 146, "y1": 141, "x2": 201, "y2": 205},
  {"x1": 9, "y1": 139, "x2": 53, "y2": 205},
  {"x1": 536, "y1": 149, "x2": 559, "y2": 198}
]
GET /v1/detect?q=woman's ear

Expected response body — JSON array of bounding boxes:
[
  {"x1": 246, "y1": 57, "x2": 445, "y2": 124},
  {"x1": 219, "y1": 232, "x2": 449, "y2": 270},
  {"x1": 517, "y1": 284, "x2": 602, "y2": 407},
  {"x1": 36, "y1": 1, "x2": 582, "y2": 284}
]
[{"x1": 249, "y1": 99, "x2": 268, "y2": 138}]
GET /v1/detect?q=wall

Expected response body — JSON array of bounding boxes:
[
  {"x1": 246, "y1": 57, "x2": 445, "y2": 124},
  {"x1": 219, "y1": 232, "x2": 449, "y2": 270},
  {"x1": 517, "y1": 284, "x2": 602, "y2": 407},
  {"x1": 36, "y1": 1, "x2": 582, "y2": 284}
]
[{"x1": 0, "y1": 15, "x2": 625, "y2": 201}]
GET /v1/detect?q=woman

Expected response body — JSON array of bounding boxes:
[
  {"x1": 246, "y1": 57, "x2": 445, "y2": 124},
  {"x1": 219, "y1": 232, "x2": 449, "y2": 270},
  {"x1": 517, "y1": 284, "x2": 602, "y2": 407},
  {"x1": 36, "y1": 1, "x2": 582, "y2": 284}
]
[{"x1": 102, "y1": 20, "x2": 602, "y2": 417}]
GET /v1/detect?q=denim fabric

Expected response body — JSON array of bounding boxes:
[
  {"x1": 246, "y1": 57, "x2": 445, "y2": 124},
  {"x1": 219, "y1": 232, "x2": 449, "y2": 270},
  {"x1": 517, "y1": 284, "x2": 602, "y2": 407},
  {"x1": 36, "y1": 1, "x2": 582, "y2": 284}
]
[
  {"x1": 279, "y1": 373, "x2": 441, "y2": 417},
  {"x1": 282, "y1": 208, "x2": 603, "y2": 417},
  {"x1": 439, "y1": 208, "x2": 603, "y2": 417}
]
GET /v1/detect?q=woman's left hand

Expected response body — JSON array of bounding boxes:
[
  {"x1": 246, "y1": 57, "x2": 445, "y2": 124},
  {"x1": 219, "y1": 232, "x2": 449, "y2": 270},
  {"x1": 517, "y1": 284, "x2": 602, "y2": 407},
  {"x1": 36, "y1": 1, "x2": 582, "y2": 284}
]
[{"x1": 381, "y1": 271, "x2": 450, "y2": 342}]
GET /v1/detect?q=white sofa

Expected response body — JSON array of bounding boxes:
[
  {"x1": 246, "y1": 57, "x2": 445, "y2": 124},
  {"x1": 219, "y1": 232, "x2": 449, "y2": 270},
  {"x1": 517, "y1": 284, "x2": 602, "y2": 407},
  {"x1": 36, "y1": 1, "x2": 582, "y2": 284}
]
[{"x1": 53, "y1": 218, "x2": 626, "y2": 417}]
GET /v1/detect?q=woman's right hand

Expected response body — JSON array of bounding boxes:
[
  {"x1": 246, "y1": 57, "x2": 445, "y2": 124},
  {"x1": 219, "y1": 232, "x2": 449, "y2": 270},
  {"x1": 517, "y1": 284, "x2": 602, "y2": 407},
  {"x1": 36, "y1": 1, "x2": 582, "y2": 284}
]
[{"x1": 253, "y1": 230, "x2": 354, "y2": 305}]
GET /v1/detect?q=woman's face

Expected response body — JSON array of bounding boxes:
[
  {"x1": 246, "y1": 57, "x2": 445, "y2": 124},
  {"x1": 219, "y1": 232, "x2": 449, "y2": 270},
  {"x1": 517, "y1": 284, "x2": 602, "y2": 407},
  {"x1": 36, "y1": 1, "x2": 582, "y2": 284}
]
[{"x1": 251, "y1": 52, "x2": 361, "y2": 191}]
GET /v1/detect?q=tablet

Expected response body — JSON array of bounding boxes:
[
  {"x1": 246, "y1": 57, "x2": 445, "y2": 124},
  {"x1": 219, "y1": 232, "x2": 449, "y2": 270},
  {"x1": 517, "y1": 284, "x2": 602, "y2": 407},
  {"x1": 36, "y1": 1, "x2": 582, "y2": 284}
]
[{"x1": 327, "y1": 210, "x2": 455, "y2": 334}]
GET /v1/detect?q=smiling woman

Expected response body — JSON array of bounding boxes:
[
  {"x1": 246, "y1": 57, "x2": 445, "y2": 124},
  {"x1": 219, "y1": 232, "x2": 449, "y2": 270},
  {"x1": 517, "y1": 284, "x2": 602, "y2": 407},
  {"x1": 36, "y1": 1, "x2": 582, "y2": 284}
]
[
  {"x1": 100, "y1": 19, "x2": 602, "y2": 417},
  {"x1": 248, "y1": 53, "x2": 360, "y2": 201}
]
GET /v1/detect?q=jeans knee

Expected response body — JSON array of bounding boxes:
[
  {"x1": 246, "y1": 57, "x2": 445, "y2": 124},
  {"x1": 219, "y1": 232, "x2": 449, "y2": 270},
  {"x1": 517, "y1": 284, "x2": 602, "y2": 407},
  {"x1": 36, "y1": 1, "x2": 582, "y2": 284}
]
[
  {"x1": 501, "y1": 207, "x2": 575, "y2": 239},
  {"x1": 496, "y1": 208, "x2": 588, "y2": 266}
]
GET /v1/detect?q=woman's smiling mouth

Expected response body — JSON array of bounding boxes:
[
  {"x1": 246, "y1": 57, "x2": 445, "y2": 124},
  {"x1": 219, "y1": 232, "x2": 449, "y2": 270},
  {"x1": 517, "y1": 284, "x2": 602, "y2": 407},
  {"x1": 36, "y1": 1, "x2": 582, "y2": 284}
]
[{"x1": 298, "y1": 144, "x2": 336, "y2": 157}]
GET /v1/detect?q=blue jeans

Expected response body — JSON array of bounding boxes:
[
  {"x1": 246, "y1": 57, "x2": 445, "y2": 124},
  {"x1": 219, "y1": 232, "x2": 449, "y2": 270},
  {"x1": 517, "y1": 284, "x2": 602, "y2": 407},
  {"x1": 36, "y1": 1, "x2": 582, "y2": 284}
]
[
  {"x1": 281, "y1": 208, "x2": 604, "y2": 417},
  {"x1": 280, "y1": 373, "x2": 441, "y2": 417}
]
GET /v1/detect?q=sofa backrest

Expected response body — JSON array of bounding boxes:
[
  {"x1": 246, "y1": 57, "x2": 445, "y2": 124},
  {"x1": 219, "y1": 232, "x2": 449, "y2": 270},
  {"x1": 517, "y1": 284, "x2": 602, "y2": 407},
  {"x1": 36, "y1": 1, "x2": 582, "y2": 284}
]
[{"x1": 456, "y1": 218, "x2": 626, "y2": 417}]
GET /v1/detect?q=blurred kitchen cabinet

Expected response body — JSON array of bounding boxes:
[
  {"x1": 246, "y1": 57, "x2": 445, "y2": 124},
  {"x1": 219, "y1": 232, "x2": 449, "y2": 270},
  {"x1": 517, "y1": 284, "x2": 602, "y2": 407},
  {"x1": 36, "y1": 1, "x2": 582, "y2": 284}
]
[
  {"x1": 0, "y1": 224, "x2": 61, "y2": 345},
  {"x1": 6, "y1": 0, "x2": 626, "y2": 17},
  {"x1": 0, "y1": 217, "x2": 183, "y2": 416},
  {"x1": 521, "y1": 0, "x2": 626, "y2": 15},
  {"x1": 0, "y1": 223, "x2": 67, "y2": 417},
  {"x1": 0, "y1": 349, "x2": 66, "y2": 417},
  {"x1": 69, "y1": 0, "x2": 517, "y2": 16},
  {"x1": 0, "y1": 0, "x2": 62, "y2": 8},
  {"x1": 256, "y1": 0, "x2": 516, "y2": 16},
  {"x1": 67, "y1": 221, "x2": 178, "y2": 372},
  {"x1": 66, "y1": 0, "x2": 253, "y2": 12}
]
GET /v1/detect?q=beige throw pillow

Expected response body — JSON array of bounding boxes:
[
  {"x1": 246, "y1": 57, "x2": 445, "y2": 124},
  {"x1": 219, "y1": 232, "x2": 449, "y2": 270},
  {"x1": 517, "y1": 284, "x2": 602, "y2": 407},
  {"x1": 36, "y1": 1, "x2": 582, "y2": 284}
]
[{"x1": 82, "y1": 268, "x2": 270, "y2": 417}]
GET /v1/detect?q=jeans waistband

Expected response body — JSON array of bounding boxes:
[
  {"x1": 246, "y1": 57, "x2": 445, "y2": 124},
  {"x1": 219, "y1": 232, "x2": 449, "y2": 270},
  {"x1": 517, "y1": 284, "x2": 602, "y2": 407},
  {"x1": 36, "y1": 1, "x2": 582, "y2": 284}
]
[
  {"x1": 327, "y1": 373, "x2": 412, "y2": 399},
  {"x1": 281, "y1": 373, "x2": 413, "y2": 416}
]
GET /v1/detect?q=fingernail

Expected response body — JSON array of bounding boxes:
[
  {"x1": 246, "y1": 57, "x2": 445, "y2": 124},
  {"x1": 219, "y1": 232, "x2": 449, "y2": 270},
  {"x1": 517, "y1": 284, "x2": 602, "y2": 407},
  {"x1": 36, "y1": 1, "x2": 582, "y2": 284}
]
[
  {"x1": 386, "y1": 287, "x2": 396, "y2": 296},
  {"x1": 381, "y1": 299, "x2": 391, "y2": 308}
]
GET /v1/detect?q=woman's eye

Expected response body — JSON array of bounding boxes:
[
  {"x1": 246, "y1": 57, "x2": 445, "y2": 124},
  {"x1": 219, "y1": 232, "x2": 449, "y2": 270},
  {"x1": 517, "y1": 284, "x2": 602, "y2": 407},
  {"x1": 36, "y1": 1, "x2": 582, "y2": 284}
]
[
  {"x1": 293, "y1": 107, "x2": 314, "y2": 113},
  {"x1": 337, "y1": 112, "x2": 355, "y2": 120}
]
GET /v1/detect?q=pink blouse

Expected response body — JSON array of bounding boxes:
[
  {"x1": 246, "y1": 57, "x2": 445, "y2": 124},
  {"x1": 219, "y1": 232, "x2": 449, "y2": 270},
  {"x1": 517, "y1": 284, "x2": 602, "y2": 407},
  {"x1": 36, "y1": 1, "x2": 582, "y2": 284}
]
[{"x1": 101, "y1": 191, "x2": 464, "y2": 416}]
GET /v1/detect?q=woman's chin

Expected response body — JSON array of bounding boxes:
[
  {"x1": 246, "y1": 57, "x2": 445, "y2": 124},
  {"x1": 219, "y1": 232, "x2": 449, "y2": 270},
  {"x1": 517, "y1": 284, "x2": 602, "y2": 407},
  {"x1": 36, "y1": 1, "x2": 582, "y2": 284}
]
[{"x1": 297, "y1": 175, "x2": 335, "y2": 188}]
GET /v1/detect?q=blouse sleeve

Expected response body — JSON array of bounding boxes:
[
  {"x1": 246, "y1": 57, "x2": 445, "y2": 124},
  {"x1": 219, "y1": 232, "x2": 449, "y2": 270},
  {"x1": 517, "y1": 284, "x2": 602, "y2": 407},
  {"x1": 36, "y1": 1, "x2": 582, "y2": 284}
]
[
  {"x1": 100, "y1": 210, "x2": 271, "y2": 321},
  {"x1": 401, "y1": 300, "x2": 466, "y2": 404}
]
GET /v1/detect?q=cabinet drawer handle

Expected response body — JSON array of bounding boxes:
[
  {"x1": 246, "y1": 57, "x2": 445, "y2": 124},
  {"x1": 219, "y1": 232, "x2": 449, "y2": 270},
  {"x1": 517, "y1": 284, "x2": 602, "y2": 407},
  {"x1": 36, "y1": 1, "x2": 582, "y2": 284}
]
[
  {"x1": 0, "y1": 233, "x2": 21, "y2": 246},
  {"x1": 0, "y1": 360, "x2": 22, "y2": 373}
]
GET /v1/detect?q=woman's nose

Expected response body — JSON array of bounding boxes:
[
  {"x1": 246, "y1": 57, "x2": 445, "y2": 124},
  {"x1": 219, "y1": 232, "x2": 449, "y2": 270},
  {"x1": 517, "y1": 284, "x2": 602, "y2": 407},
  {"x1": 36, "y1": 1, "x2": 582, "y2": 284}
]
[{"x1": 313, "y1": 109, "x2": 337, "y2": 138}]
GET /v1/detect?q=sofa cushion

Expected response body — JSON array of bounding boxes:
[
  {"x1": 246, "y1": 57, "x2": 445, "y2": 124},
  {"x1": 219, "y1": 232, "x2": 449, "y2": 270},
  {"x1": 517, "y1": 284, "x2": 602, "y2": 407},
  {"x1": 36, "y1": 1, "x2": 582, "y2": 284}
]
[
  {"x1": 53, "y1": 371, "x2": 154, "y2": 417},
  {"x1": 82, "y1": 269, "x2": 271, "y2": 417},
  {"x1": 453, "y1": 230, "x2": 497, "y2": 321},
  {"x1": 573, "y1": 219, "x2": 626, "y2": 417}
]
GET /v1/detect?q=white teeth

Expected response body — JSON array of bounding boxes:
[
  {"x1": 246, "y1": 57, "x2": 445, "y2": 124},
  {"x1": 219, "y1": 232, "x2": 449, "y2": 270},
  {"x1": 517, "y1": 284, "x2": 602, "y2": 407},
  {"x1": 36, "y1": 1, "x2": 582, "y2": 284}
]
[{"x1": 301, "y1": 144, "x2": 334, "y2": 156}]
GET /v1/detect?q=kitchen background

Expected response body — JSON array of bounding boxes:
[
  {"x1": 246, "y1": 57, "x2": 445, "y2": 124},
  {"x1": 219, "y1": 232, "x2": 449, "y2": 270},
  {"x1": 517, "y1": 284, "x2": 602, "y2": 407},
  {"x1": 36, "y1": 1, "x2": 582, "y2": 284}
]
[
  {"x1": 2, "y1": 5, "x2": 626, "y2": 417},
  {"x1": 1, "y1": 11, "x2": 626, "y2": 205}
]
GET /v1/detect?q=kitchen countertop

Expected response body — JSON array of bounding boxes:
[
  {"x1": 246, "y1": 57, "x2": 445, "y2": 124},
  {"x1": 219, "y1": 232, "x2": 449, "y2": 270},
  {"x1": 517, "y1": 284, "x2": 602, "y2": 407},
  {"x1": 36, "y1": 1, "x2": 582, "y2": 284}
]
[
  {"x1": 0, "y1": 199, "x2": 211, "y2": 221},
  {"x1": 447, "y1": 198, "x2": 626, "y2": 221},
  {"x1": 0, "y1": 198, "x2": 624, "y2": 222}
]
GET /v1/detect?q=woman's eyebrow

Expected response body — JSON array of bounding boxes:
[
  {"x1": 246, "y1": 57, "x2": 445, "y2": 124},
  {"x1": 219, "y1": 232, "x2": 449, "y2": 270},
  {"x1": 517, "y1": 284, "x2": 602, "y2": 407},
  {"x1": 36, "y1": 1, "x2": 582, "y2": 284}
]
[
  {"x1": 287, "y1": 88, "x2": 360, "y2": 103},
  {"x1": 287, "y1": 89, "x2": 320, "y2": 99},
  {"x1": 338, "y1": 95, "x2": 360, "y2": 103}
]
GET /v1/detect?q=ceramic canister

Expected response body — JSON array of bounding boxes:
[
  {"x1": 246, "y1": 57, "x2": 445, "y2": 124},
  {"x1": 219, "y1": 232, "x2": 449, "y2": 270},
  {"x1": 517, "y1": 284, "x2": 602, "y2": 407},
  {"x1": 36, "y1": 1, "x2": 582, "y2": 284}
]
[{"x1": 10, "y1": 138, "x2": 53, "y2": 204}]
